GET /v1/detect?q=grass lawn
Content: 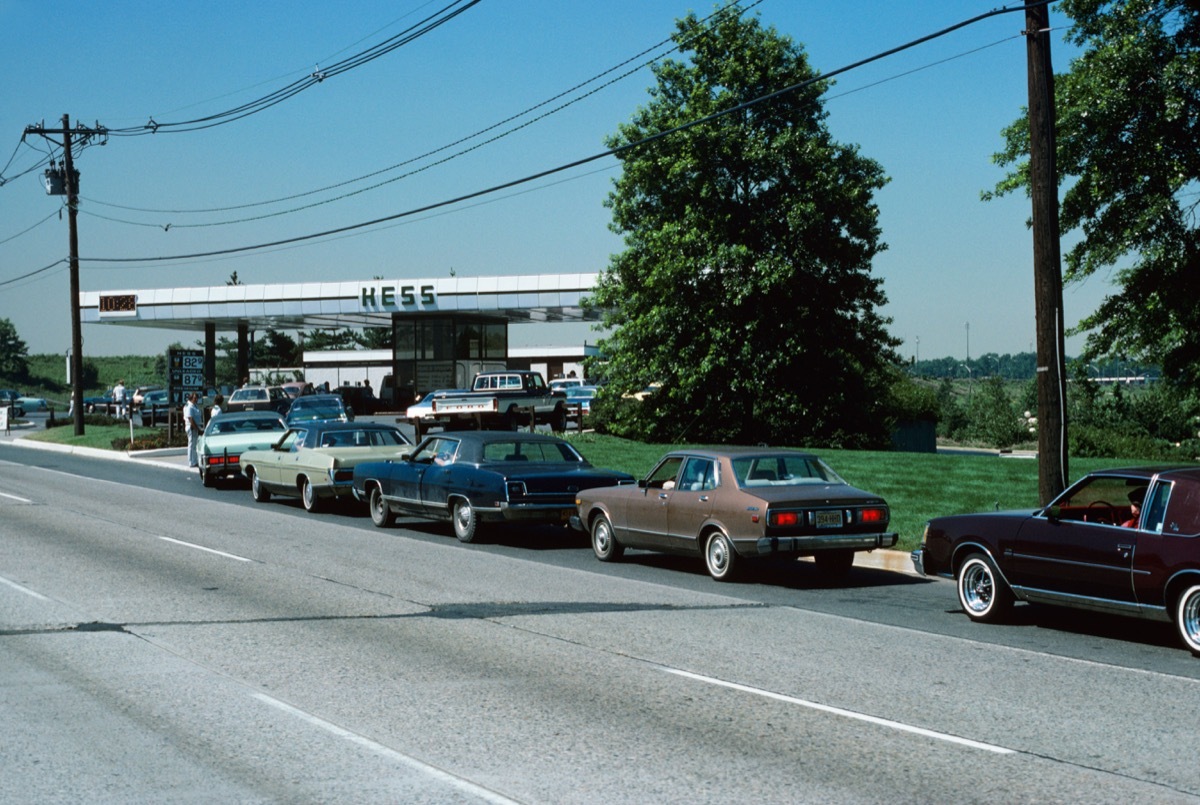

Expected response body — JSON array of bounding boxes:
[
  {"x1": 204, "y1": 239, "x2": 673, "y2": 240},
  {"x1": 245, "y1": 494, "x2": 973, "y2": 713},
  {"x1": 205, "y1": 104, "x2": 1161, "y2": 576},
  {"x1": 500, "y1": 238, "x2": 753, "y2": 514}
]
[
  {"x1": 563, "y1": 432, "x2": 1145, "y2": 553},
  {"x1": 23, "y1": 422, "x2": 177, "y2": 451}
]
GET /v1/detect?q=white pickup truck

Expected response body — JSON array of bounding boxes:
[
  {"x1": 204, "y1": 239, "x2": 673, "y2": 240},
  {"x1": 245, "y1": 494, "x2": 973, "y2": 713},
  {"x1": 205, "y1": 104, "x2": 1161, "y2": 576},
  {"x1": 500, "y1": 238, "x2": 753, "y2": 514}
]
[{"x1": 431, "y1": 370, "x2": 569, "y2": 431}]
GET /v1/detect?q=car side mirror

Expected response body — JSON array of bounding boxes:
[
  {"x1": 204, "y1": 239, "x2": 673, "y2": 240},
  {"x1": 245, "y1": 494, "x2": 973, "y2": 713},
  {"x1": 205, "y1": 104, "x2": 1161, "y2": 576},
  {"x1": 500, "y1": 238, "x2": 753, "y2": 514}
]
[
  {"x1": 346, "y1": 407, "x2": 355, "y2": 420},
  {"x1": 1045, "y1": 505, "x2": 1061, "y2": 522},
  {"x1": 637, "y1": 479, "x2": 648, "y2": 489},
  {"x1": 401, "y1": 452, "x2": 413, "y2": 462}
]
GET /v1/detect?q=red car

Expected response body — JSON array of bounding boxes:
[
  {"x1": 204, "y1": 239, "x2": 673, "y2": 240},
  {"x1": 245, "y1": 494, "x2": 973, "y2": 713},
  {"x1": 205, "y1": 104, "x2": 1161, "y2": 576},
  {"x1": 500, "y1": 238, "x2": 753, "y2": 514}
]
[{"x1": 913, "y1": 466, "x2": 1200, "y2": 656}]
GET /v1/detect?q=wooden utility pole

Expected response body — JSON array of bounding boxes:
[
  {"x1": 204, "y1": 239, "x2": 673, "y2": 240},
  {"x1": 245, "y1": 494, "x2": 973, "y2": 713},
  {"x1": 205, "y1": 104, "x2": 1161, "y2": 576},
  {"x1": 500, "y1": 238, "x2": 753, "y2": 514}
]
[
  {"x1": 61, "y1": 114, "x2": 86, "y2": 436},
  {"x1": 1025, "y1": 0, "x2": 1069, "y2": 503}
]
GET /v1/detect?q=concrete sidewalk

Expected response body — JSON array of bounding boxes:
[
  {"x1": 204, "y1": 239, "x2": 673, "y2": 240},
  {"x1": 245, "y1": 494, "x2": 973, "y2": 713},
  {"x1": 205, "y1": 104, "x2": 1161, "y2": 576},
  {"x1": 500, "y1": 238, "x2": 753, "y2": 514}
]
[{"x1": 0, "y1": 417, "x2": 920, "y2": 576}]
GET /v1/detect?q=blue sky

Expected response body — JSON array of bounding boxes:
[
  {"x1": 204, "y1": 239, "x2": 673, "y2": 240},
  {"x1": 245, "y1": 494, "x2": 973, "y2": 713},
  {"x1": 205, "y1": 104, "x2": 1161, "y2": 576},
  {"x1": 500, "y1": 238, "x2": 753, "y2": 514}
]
[{"x1": 0, "y1": 0, "x2": 1100, "y2": 363}]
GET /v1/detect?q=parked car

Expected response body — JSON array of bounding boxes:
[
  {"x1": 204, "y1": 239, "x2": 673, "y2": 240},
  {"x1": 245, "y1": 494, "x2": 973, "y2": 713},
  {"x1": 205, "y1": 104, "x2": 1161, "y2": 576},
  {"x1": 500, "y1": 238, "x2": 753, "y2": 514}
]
[
  {"x1": 139, "y1": 390, "x2": 173, "y2": 426},
  {"x1": 131, "y1": 385, "x2": 163, "y2": 409},
  {"x1": 224, "y1": 385, "x2": 291, "y2": 415},
  {"x1": 353, "y1": 431, "x2": 635, "y2": 542},
  {"x1": 281, "y1": 381, "x2": 315, "y2": 399},
  {"x1": 913, "y1": 466, "x2": 1200, "y2": 656},
  {"x1": 285, "y1": 393, "x2": 352, "y2": 426},
  {"x1": 549, "y1": 377, "x2": 585, "y2": 396},
  {"x1": 196, "y1": 411, "x2": 287, "y2": 487},
  {"x1": 572, "y1": 448, "x2": 896, "y2": 581},
  {"x1": 240, "y1": 422, "x2": 413, "y2": 512},
  {"x1": 1, "y1": 389, "x2": 26, "y2": 417},
  {"x1": 84, "y1": 392, "x2": 116, "y2": 415},
  {"x1": 563, "y1": 385, "x2": 598, "y2": 415},
  {"x1": 17, "y1": 396, "x2": 49, "y2": 412},
  {"x1": 405, "y1": 389, "x2": 468, "y2": 427}
]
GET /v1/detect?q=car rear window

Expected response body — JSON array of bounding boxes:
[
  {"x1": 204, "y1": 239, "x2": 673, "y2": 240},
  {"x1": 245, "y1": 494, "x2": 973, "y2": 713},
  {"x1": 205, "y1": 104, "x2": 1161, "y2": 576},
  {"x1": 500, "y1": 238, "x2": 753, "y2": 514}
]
[
  {"x1": 733, "y1": 455, "x2": 845, "y2": 488},
  {"x1": 483, "y1": 440, "x2": 582, "y2": 463}
]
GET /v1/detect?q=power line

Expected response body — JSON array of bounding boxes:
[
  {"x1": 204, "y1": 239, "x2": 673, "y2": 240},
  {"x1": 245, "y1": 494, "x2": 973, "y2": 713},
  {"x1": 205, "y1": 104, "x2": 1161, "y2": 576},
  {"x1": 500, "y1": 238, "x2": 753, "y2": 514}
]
[
  {"x1": 79, "y1": 0, "x2": 760, "y2": 223},
  {"x1": 102, "y1": 0, "x2": 484, "y2": 136},
  {"x1": 76, "y1": 1, "x2": 1051, "y2": 267}
]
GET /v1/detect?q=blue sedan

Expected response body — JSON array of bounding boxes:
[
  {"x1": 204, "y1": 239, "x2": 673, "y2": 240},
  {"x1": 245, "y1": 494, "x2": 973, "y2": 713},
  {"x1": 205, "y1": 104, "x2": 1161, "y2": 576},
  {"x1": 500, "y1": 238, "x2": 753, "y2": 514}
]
[{"x1": 352, "y1": 431, "x2": 635, "y2": 542}]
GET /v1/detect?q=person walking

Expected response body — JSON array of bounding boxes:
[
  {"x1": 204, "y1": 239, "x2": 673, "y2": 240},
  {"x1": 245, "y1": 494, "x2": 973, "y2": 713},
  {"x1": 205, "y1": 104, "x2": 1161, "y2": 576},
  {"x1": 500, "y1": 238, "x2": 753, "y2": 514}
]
[
  {"x1": 183, "y1": 392, "x2": 204, "y2": 468},
  {"x1": 113, "y1": 379, "x2": 126, "y2": 418}
]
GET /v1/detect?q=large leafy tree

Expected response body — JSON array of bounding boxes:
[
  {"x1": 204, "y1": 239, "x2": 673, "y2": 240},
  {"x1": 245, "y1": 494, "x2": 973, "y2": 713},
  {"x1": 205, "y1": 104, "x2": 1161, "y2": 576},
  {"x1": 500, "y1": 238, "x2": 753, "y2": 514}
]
[
  {"x1": 590, "y1": 7, "x2": 898, "y2": 446},
  {"x1": 988, "y1": 1, "x2": 1200, "y2": 385},
  {"x1": 0, "y1": 318, "x2": 30, "y2": 380}
]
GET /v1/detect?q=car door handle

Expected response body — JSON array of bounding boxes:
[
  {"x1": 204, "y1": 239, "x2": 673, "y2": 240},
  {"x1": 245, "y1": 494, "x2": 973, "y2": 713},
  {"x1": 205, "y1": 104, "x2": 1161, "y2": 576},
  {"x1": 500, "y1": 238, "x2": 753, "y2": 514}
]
[
  {"x1": 658, "y1": 493, "x2": 669, "y2": 500},
  {"x1": 699, "y1": 495, "x2": 709, "y2": 502}
]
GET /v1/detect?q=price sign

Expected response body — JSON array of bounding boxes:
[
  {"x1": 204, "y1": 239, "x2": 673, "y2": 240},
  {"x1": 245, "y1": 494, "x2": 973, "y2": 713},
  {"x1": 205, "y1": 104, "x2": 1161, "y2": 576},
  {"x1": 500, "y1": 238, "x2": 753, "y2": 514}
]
[{"x1": 168, "y1": 348, "x2": 206, "y2": 403}]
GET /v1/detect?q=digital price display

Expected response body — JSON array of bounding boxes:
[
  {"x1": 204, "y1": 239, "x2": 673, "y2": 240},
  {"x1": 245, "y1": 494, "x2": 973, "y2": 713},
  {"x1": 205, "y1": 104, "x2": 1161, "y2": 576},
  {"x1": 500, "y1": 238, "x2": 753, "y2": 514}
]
[{"x1": 169, "y1": 349, "x2": 206, "y2": 404}]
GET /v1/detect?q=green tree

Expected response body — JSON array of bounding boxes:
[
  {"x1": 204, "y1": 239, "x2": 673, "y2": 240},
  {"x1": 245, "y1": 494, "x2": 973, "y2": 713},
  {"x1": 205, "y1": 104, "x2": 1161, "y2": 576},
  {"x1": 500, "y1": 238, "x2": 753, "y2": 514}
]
[
  {"x1": 589, "y1": 7, "x2": 898, "y2": 446},
  {"x1": 988, "y1": 1, "x2": 1200, "y2": 385},
  {"x1": 0, "y1": 318, "x2": 31, "y2": 380}
]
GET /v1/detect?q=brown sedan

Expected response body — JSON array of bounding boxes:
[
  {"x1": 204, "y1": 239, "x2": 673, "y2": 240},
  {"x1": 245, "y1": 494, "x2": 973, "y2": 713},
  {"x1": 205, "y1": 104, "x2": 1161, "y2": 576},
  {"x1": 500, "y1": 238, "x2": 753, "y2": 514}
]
[{"x1": 571, "y1": 448, "x2": 896, "y2": 581}]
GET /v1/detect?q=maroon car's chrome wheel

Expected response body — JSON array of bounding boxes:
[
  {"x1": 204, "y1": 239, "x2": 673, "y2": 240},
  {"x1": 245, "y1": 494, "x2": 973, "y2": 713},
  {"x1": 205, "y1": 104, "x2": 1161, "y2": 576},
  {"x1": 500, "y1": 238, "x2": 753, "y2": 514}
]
[
  {"x1": 957, "y1": 554, "x2": 1013, "y2": 623},
  {"x1": 1176, "y1": 585, "x2": 1200, "y2": 656}
]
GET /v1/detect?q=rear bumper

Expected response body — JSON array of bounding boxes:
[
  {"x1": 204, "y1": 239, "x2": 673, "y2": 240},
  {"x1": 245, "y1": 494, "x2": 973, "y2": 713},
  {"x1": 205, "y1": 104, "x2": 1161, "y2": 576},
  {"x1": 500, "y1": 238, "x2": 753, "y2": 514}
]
[
  {"x1": 753, "y1": 532, "x2": 898, "y2": 555},
  {"x1": 484, "y1": 501, "x2": 576, "y2": 525}
]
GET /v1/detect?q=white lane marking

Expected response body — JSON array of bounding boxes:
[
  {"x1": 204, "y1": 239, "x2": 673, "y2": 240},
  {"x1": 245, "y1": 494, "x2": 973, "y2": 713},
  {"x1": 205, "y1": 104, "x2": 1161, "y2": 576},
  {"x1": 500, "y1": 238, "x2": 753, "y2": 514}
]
[
  {"x1": 664, "y1": 667, "x2": 1015, "y2": 755},
  {"x1": 159, "y1": 537, "x2": 252, "y2": 563},
  {"x1": 252, "y1": 693, "x2": 521, "y2": 805},
  {"x1": 0, "y1": 574, "x2": 50, "y2": 600},
  {"x1": 0, "y1": 490, "x2": 33, "y2": 503}
]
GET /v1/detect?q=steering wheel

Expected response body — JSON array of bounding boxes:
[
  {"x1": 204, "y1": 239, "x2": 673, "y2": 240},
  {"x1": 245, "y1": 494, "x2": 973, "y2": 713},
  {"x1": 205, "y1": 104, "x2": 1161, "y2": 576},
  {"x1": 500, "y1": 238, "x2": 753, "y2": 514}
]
[{"x1": 1086, "y1": 500, "x2": 1115, "y2": 524}]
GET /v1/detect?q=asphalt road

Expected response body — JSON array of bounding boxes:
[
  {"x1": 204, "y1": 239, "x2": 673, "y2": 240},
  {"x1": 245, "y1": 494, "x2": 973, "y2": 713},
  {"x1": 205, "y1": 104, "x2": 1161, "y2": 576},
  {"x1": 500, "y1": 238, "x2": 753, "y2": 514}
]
[{"x1": 3, "y1": 435, "x2": 1200, "y2": 802}]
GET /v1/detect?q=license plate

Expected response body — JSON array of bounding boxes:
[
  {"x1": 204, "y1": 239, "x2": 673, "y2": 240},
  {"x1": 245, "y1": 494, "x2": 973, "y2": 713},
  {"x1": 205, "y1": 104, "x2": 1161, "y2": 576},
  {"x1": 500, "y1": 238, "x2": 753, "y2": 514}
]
[{"x1": 815, "y1": 510, "x2": 843, "y2": 529}]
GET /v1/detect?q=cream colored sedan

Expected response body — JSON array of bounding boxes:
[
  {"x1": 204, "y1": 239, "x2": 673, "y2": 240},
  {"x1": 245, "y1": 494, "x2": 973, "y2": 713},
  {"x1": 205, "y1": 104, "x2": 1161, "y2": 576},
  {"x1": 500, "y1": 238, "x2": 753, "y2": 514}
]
[{"x1": 240, "y1": 421, "x2": 412, "y2": 513}]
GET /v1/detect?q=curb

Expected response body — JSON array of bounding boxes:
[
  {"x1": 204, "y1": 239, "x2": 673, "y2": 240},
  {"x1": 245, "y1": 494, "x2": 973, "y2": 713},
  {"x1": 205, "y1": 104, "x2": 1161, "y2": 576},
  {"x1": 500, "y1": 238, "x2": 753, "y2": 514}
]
[{"x1": 3, "y1": 437, "x2": 191, "y2": 472}]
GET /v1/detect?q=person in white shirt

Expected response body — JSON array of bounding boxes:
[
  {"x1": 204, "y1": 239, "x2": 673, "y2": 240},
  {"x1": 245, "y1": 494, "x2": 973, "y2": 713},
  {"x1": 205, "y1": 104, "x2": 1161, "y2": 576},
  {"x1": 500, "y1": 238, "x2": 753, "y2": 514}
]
[
  {"x1": 113, "y1": 380, "x2": 126, "y2": 418},
  {"x1": 183, "y1": 392, "x2": 204, "y2": 468}
]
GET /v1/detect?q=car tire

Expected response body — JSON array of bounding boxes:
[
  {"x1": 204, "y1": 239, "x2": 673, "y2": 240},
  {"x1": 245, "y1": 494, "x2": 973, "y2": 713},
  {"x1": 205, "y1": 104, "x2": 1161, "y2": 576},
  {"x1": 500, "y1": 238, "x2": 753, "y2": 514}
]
[
  {"x1": 301, "y1": 477, "x2": 321, "y2": 513},
  {"x1": 704, "y1": 530, "x2": 739, "y2": 581},
  {"x1": 814, "y1": 549, "x2": 855, "y2": 578},
  {"x1": 503, "y1": 408, "x2": 521, "y2": 431},
  {"x1": 200, "y1": 465, "x2": 215, "y2": 488},
  {"x1": 250, "y1": 470, "x2": 270, "y2": 502},
  {"x1": 452, "y1": 498, "x2": 480, "y2": 543},
  {"x1": 369, "y1": 486, "x2": 395, "y2": 528},
  {"x1": 591, "y1": 514, "x2": 624, "y2": 562},
  {"x1": 1175, "y1": 584, "x2": 1200, "y2": 656},
  {"x1": 957, "y1": 553, "x2": 1013, "y2": 623}
]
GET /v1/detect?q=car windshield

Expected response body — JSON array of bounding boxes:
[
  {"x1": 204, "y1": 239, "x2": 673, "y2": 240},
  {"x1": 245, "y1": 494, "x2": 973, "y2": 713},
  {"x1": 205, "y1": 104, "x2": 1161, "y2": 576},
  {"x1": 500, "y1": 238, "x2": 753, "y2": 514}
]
[
  {"x1": 481, "y1": 440, "x2": 583, "y2": 463},
  {"x1": 732, "y1": 455, "x2": 846, "y2": 488}
]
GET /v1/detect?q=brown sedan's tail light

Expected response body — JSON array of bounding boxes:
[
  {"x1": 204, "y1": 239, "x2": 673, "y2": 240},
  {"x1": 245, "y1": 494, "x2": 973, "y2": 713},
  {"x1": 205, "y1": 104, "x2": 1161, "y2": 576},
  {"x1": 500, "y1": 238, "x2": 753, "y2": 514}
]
[{"x1": 768, "y1": 511, "x2": 800, "y2": 527}]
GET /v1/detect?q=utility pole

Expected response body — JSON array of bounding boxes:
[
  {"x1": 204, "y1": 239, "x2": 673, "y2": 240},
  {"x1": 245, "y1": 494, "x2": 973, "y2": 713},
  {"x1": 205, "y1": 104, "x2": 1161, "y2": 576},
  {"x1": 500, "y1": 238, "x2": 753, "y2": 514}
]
[
  {"x1": 1025, "y1": 0, "x2": 1069, "y2": 504},
  {"x1": 26, "y1": 114, "x2": 104, "y2": 436},
  {"x1": 62, "y1": 116, "x2": 85, "y2": 436}
]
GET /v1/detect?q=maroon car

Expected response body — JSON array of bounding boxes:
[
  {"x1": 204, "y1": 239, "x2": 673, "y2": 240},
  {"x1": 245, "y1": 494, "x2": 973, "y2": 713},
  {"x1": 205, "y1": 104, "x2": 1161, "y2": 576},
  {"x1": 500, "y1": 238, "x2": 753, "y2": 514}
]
[
  {"x1": 571, "y1": 448, "x2": 896, "y2": 581},
  {"x1": 913, "y1": 466, "x2": 1200, "y2": 656}
]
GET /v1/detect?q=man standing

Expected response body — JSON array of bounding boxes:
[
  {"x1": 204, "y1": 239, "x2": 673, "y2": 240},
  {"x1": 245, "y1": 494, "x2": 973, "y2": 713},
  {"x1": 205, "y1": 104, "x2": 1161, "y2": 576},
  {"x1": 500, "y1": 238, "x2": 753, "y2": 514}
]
[
  {"x1": 183, "y1": 392, "x2": 204, "y2": 468},
  {"x1": 113, "y1": 379, "x2": 126, "y2": 418}
]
